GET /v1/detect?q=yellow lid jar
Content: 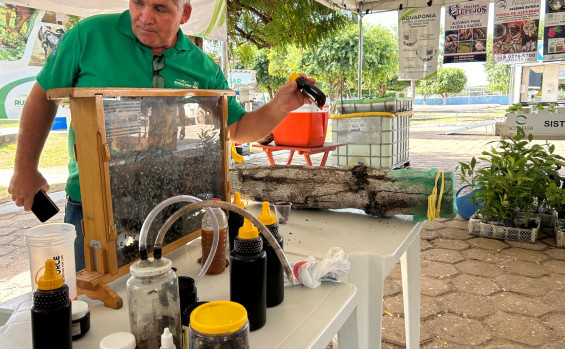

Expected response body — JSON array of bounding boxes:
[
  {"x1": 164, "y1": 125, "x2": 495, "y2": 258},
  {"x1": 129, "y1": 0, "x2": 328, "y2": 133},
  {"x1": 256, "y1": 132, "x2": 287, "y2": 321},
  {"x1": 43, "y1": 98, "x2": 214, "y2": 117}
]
[{"x1": 188, "y1": 301, "x2": 249, "y2": 349}]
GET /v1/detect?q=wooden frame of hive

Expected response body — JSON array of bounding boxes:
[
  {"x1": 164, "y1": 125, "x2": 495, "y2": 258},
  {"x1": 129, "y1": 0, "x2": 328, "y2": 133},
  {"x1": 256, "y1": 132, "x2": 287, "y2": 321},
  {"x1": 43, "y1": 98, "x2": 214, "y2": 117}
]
[{"x1": 47, "y1": 88, "x2": 234, "y2": 308}]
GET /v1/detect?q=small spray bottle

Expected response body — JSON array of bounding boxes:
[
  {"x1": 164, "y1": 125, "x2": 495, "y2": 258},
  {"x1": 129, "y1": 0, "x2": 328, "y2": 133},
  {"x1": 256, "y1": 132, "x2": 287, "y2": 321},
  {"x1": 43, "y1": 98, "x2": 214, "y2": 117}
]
[
  {"x1": 257, "y1": 202, "x2": 284, "y2": 307},
  {"x1": 160, "y1": 327, "x2": 175, "y2": 349}
]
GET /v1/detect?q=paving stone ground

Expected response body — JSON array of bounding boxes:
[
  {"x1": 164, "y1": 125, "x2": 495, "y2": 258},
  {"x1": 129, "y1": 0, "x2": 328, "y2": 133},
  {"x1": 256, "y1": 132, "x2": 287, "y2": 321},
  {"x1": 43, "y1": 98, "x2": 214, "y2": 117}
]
[{"x1": 1, "y1": 125, "x2": 565, "y2": 348}]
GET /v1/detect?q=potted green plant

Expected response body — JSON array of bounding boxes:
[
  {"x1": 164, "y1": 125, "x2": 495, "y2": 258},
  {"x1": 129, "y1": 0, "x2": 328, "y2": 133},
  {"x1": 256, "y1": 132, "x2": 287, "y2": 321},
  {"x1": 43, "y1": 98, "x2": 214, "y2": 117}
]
[
  {"x1": 459, "y1": 127, "x2": 565, "y2": 242},
  {"x1": 546, "y1": 182, "x2": 565, "y2": 247}
]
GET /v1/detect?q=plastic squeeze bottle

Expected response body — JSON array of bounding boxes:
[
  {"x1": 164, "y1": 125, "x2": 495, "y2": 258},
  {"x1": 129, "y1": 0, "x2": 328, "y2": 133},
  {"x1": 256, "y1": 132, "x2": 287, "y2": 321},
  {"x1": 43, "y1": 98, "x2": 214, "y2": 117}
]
[
  {"x1": 31, "y1": 259, "x2": 72, "y2": 349},
  {"x1": 228, "y1": 192, "x2": 246, "y2": 251},
  {"x1": 257, "y1": 201, "x2": 284, "y2": 307},
  {"x1": 201, "y1": 198, "x2": 228, "y2": 274},
  {"x1": 230, "y1": 218, "x2": 267, "y2": 331},
  {"x1": 289, "y1": 72, "x2": 327, "y2": 108},
  {"x1": 160, "y1": 327, "x2": 176, "y2": 349}
]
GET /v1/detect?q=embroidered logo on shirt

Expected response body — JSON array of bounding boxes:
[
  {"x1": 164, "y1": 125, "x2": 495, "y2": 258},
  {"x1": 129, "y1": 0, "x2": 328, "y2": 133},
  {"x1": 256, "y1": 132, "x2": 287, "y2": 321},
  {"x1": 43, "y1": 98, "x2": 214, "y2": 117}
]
[{"x1": 173, "y1": 79, "x2": 199, "y2": 89}]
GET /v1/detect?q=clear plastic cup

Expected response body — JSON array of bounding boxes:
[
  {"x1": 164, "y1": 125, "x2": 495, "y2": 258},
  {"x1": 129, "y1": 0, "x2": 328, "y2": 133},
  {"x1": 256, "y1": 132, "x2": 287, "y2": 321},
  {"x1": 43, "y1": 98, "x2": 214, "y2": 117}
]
[
  {"x1": 274, "y1": 201, "x2": 292, "y2": 224},
  {"x1": 25, "y1": 223, "x2": 77, "y2": 300}
]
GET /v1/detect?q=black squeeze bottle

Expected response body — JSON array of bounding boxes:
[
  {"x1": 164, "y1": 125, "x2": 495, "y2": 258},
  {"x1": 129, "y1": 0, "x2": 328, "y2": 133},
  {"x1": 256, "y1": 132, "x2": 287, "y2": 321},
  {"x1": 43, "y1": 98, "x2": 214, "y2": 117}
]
[
  {"x1": 230, "y1": 218, "x2": 267, "y2": 331},
  {"x1": 289, "y1": 72, "x2": 327, "y2": 108},
  {"x1": 31, "y1": 259, "x2": 72, "y2": 349},
  {"x1": 228, "y1": 192, "x2": 246, "y2": 251},
  {"x1": 257, "y1": 201, "x2": 284, "y2": 307}
]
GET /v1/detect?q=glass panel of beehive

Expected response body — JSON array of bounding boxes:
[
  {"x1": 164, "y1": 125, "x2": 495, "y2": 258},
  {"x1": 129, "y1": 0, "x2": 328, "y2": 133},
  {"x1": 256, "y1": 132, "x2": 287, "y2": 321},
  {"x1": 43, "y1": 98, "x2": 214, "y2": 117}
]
[{"x1": 102, "y1": 96, "x2": 226, "y2": 267}]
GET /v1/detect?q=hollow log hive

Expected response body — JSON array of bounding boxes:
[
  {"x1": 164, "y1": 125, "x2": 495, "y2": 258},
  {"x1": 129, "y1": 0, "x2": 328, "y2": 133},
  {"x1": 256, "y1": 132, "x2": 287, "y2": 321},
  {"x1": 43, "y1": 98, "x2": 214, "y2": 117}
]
[{"x1": 230, "y1": 165, "x2": 456, "y2": 219}]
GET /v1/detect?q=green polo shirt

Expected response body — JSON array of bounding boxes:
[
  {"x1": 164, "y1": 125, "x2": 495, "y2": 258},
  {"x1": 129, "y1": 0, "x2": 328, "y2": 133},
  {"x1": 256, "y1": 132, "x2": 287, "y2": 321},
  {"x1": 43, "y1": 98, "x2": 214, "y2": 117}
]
[{"x1": 37, "y1": 11, "x2": 246, "y2": 202}]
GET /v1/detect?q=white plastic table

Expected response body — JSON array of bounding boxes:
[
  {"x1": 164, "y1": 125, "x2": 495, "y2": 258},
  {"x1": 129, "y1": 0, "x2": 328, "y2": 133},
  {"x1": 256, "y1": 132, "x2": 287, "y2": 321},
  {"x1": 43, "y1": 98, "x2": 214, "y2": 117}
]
[
  {"x1": 0, "y1": 240, "x2": 358, "y2": 349},
  {"x1": 250, "y1": 205, "x2": 423, "y2": 349}
]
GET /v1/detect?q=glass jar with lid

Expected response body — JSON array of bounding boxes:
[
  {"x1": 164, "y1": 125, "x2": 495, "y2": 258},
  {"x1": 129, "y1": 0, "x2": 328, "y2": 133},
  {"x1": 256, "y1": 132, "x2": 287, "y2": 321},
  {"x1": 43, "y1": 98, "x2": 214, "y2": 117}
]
[
  {"x1": 126, "y1": 257, "x2": 181, "y2": 349},
  {"x1": 189, "y1": 301, "x2": 249, "y2": 349}
]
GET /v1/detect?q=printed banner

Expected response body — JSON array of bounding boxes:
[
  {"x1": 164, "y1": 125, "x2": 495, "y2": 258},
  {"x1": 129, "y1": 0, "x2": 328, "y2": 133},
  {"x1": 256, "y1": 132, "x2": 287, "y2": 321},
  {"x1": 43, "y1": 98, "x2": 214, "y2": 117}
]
[
  {"x1": 0, "y1": 3, "x2": 74, "y2": 119},
  {"x1": 543, "y1": 0, "x2": 565, "y2": 61},
  {"x1": 398, "y1": 6, "x2": 441, "y2": 81},
  {"x1": 492, "y1": 0, "x2": 540, "y2": 64},
  {"x1": 444, "y1": 0, "x2": 489, "y2": 63},
  {"x1": 0, "y1": 3, "x2": 40, "y2": 61}
]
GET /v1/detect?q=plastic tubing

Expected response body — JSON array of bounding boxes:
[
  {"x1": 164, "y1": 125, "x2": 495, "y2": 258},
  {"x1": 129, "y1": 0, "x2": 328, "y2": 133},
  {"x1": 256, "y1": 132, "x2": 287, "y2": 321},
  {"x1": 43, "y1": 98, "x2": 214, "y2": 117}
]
[
  {"x1": 138, "y1": 195, "x2": 219, "y2": 284},
  {"x1": 156, "y1": 200, "x2": 295, "y2": 283}
]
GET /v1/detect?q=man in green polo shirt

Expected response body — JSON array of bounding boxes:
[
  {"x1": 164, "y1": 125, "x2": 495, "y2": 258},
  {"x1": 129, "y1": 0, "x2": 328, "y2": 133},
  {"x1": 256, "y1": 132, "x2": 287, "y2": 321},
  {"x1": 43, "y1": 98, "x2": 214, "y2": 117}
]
[{"x1": 9, "y1": 0, "x2": 317, "y2": 271}]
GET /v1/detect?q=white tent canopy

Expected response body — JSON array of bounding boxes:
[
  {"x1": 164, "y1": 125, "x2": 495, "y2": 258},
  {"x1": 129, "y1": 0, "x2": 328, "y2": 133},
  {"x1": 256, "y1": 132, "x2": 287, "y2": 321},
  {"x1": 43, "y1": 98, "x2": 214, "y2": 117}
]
[
  {"x1": 315, "y1": 0, "x2": 463, "y2": 12},
  {"x1": 7, "y1": 0, "x2": 228, "y2": 41}
]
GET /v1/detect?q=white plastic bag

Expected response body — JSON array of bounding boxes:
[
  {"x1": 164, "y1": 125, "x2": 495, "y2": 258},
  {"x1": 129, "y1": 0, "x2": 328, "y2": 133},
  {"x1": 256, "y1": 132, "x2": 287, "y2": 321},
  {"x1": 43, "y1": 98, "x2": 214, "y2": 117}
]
[{"x1": 284, "y1": 247, "x2": 350, "y2": 288}]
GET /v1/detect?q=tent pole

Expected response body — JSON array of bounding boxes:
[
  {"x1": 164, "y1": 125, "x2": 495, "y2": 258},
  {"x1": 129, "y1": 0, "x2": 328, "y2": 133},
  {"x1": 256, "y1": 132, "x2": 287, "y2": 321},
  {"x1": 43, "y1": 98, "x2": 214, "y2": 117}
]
[
  {"x1": 357, "y1": 3, "x2": 363, "y2": 99},
  {"x1": 221, "y1": 0, "x2": 229, "y2": 76}
]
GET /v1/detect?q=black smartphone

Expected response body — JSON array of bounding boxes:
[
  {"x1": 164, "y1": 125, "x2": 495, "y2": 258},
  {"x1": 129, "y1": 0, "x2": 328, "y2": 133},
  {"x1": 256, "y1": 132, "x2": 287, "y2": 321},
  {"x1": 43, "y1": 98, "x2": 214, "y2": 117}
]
[{"x1": 31, "y1": 190, "x2": 60, "y2": 222}]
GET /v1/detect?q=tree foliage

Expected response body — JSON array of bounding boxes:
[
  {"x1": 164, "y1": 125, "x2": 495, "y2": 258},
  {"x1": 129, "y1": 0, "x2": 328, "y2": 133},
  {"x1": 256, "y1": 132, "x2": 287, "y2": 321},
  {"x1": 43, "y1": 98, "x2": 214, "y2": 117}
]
[
  {"x1": 483, "y1": 36, "x2": 511, "y2": 94},
  {"x1": 435, "y1": 68, "x2": 467, "y2": 101},
  {"x1": 415, "y1": 79, "x2": 435, "y2": 102},
  {"x1": 233, "y1": 43, "x2": 258, "y2": 69},
  {"x1": 254, "y1": 50, "x2": 286, "y2": 99},
  {"x1": 267, "y1": 45, "x2": 303, "y2": 79},
  {"x1": 300, "y1": 23, "x2": 398, "y2": 107},
  {"x1": 416, "y1": 67, "x2": 467, "y2": 104},
  {"x1": 227, "y1": 0, "x2": 352, "y2": 49}
]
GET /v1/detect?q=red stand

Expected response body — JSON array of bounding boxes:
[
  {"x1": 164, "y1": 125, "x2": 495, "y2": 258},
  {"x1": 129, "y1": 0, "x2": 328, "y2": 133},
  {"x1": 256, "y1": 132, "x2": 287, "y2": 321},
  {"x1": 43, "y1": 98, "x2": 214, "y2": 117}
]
[{"x1": 253, "y1": 142, "x2": 345, "y2": 166}]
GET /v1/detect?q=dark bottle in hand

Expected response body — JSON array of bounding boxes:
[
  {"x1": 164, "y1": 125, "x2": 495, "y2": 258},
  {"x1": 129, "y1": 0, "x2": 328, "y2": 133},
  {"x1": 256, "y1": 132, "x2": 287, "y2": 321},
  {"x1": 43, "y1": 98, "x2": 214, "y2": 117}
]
[{"x1": 289, "y1": 73, "x2": 326, "y2": 109}]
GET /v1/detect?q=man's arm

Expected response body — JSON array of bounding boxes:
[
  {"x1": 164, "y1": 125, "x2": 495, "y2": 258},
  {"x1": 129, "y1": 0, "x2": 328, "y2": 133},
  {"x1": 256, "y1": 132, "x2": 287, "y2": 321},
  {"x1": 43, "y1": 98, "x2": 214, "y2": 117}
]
[
  {"x1": 8, "y1": 82, "x2": 59, "y2": 211},
  {"x1": 228, "y1": 75, "x2": 314, "y2": 144}
]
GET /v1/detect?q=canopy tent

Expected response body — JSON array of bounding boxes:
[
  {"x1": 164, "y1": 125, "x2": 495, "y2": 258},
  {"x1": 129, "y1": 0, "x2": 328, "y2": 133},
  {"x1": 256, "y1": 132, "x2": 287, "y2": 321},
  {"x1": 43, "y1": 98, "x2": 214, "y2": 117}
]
[
  {"x1": 314, "y1": 0, "x2": 462, "y2": 97},
  {"x1": 315, "y1": 0, "x2": 462, "y2": 12},
  {"x1": 6, "y1": 0, "x2": 228, "y2": 41}
]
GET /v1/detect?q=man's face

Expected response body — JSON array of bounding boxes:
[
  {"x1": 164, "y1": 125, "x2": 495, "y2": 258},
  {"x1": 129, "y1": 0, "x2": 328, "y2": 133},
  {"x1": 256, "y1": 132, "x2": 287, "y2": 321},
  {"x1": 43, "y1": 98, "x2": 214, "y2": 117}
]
[{"x1": 129, "y1": 0, "x2": 191, "y2": 55}]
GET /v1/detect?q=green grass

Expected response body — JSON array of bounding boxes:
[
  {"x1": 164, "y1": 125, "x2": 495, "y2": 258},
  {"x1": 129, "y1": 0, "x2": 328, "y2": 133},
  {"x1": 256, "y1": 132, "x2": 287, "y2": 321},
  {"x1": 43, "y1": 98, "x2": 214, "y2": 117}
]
[
  {"x1": 0, "y1": 119, "x2": 19, "y2": 128},
  {"x1": 0, "y1": 133, "x2": 69, "y2": 169},
  {"x1": 0, "y1": 183, "x2": 66, "y2": 205}
]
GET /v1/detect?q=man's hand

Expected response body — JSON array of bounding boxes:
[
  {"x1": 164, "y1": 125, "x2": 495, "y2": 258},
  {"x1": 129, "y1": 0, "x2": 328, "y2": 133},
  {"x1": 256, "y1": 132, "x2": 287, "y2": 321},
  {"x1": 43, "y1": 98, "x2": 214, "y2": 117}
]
[
  {"x1": 9, "y1": 170, "x2": 50, "y2": 212},
  {"x1": 272, "y1": 73, "x2": 316, "y2": 114},
  {"x1": 229, "y1": 73, "x2": 318, "y2": 143},
  {"x1": 9, "y1": 82, "x2": 58, "y2": 212}
]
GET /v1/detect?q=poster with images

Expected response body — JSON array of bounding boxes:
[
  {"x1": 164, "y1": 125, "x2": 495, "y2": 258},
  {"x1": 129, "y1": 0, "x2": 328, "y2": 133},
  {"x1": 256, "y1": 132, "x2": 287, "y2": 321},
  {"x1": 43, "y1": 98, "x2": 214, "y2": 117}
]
[
  {"x1": 398, "y1": 6, "x2": 441, "y2": 81},
  {"x1": 27, "y1": 11, "x2": 73, "y2": 66},
  {"x1": 444, "y1": 0, "x2": 489, "y2": 63},
  {"x1": 543, "y1": 0, "x2": 565, "y2": 61},
  {"x1": 493, "y1": 0, "x2": 540, "y2": 64},
  {"x1": 0, "y1": 3, "x2": 40, "y2": 61},
  {"x1": 1, "y1": 4, "x2": 75, "y2": 120}
]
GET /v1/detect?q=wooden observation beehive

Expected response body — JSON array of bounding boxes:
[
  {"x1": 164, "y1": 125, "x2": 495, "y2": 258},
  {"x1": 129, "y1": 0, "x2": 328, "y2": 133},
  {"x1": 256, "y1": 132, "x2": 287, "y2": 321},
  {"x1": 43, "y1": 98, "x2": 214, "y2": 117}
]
[{"x1": 47, "y1": 88, "x2": 234, "y2": 308}]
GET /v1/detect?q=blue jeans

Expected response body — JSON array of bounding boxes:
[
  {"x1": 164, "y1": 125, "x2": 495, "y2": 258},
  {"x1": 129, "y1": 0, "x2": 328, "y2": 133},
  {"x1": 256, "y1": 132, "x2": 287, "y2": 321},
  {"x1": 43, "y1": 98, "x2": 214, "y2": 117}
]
[{"x1": 64, "y1": 196, "x2": 85, "y2": 271}]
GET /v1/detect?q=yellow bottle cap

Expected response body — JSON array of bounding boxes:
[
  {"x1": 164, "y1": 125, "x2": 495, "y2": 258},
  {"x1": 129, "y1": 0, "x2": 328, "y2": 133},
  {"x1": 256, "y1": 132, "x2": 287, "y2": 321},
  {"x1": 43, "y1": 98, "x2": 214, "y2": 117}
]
[
  {"x1": 190, "y1": 301, "x2": 248, "y2": 334},
  {"x1": 289, "y1": 72, "x2": 301, "y2": 82},
  {"x1": 35, "y1": 259, "x2": 64, "y2": 291},
  {"x1": 257, "y1": 201, "x2": 277, "y2": 225},
  {"x1": 238, "y1": 218, "x2": 259, "y2": 239},
  {"x1": 232, "y1": 192, "x2": 245, "y2": 208}
]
